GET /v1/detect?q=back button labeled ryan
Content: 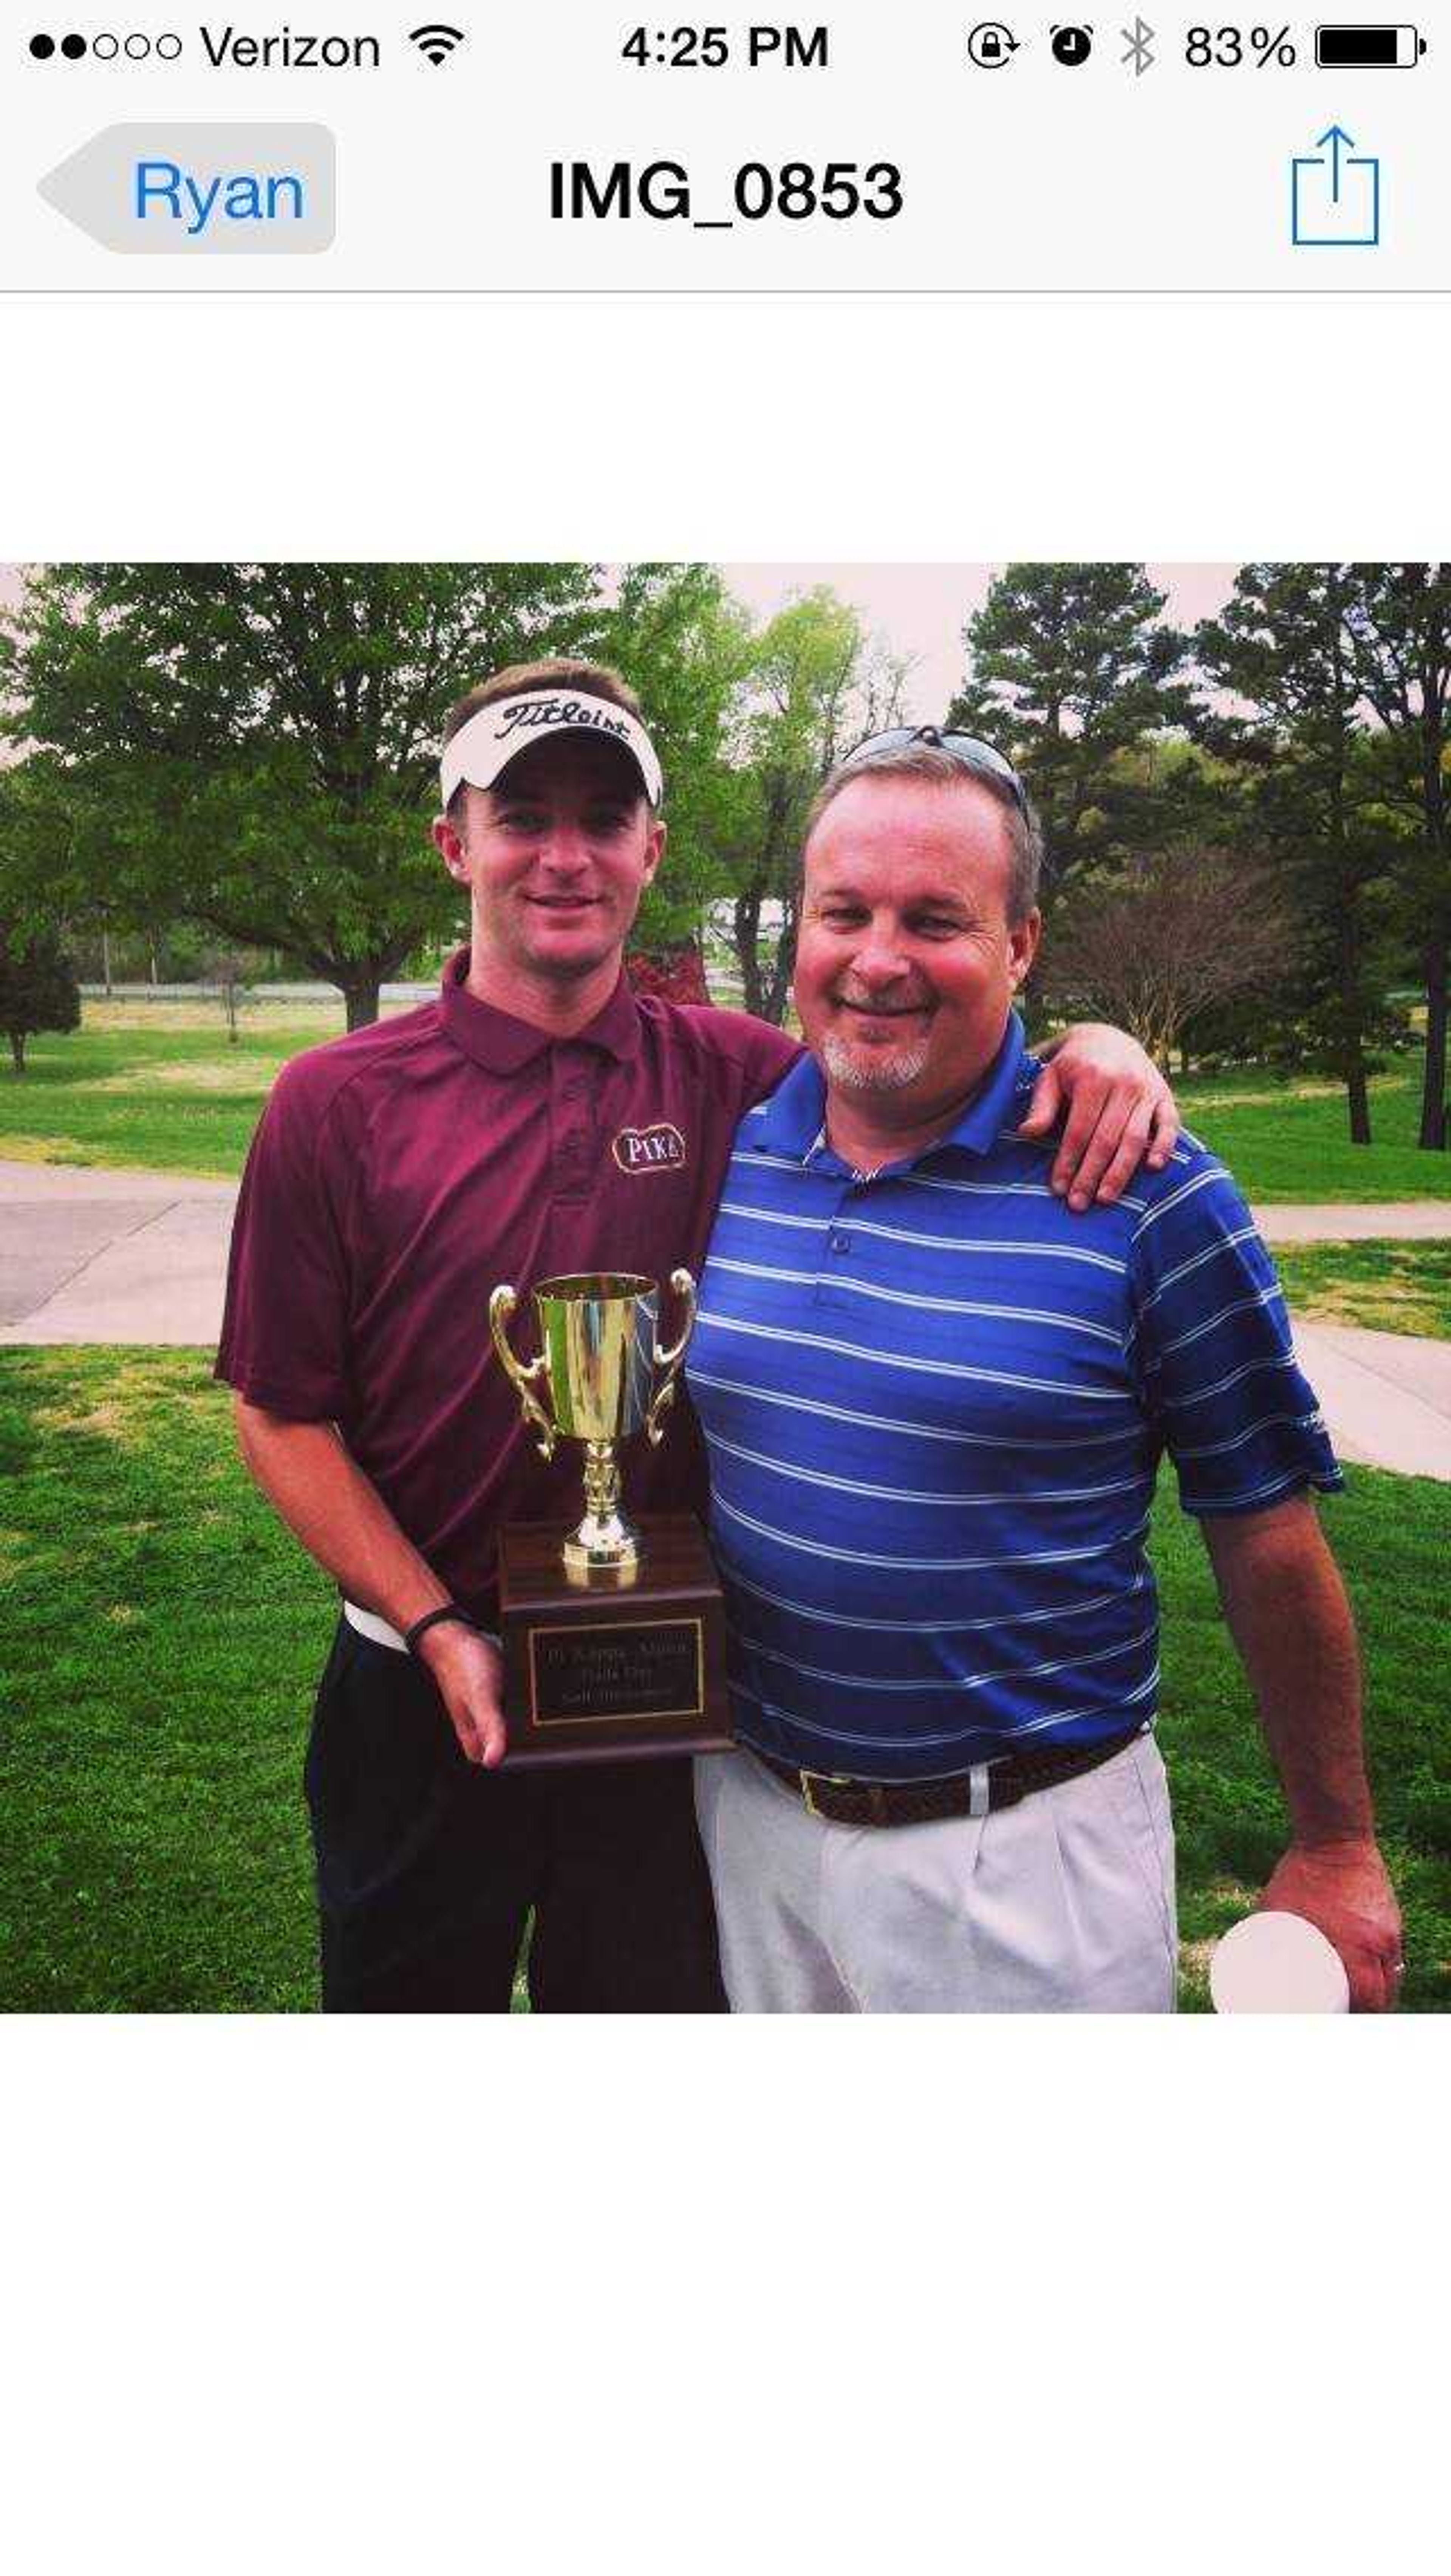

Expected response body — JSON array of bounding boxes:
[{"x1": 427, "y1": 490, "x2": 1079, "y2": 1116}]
[{"x1": 38, "y1": 124, "x2": 336, "y2": 254}]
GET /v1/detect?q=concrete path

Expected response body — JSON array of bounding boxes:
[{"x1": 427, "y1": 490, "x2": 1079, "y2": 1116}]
[
  {"x1": 1290, "y1": 1320, "x2": 1451, "y2": 1483},
  {"x1": 1252, "y1": 1202, "x2": 1451, "y2": 1243},
  {"x1": 0, "y1": 1161, "x2": 236, "y2": 1347},
  {"x1": 1, "y1": 1163, "x2": 1448, "y2": 1478}
]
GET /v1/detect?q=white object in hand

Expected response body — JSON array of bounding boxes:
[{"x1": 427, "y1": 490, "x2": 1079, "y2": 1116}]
[{"x1": 1210, "y1": 1911, "x2": 1351, "y2": 2014}]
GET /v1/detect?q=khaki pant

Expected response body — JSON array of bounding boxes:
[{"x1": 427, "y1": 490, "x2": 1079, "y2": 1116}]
[{"x1": 694, "y1": 1732, "x2": 1178, "y2": 2014}]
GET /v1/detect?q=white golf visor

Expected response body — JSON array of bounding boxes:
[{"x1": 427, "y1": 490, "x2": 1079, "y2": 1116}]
[{"x1": 439, "y1": 690, "x2": 663, "y2": 811}]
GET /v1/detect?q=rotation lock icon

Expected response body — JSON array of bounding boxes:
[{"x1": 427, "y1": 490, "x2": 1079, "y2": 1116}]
[{"x1": 967, "y1": 22, "x2": 1020, "y2": 67}]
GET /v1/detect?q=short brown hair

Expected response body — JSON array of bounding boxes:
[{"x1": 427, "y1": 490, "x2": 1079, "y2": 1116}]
[
  {"x1": 804, "y1": 740, "x2": 1044, "y2": 926},
  {"x1": 442, "y1": 658, "x2": 647, "y2": 822}
]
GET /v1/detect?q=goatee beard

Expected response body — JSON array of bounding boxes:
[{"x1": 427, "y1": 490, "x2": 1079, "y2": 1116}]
[{"x1": 821, "y1": 1031, "x2": 930, "y2": 1092}]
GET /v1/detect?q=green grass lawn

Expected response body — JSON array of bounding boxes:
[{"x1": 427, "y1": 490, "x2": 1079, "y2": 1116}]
[
  {"x1": 0, "y1": 1019, "x2": 319, "y2": 1178},
  {"x1": 1180, "y1": 1059, "x2": 1451, "y2": 1202},
  {"x1": 0, "y1": 1002, "x2": 403, "y2": 1180},
  {"x1": 1, "y1": 1348, "x2": 1445, "y2": 2014},
  {"x1": 3, "y1": 1005, "x2": 1451, "y2": 1204},
  {"x1": 1274, "y1": 1242, "x2": 1451, "y2": 1341}
]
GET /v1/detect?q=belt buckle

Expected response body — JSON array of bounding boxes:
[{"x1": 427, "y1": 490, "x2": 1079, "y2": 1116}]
[{"x1": 799, "y1": 1768, "x2": 849, "y2": 1819}]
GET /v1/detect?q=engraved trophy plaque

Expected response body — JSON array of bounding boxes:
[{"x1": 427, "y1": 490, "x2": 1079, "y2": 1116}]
[{"x1": 488, "y1": 1268, "x2": 732, "y2": 1768}]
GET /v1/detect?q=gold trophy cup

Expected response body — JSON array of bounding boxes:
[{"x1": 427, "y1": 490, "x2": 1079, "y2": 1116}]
[
  {"x1": 489, "y1": 1269, "x2": 696, "y2": 1574},
  {"x1": 487, "y1": 1269, "x2": 731, "y2": 1767}
]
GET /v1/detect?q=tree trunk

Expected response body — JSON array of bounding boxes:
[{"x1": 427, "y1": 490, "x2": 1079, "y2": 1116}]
[
  {"x1": 101, "y1": 929, "x2": 112, "y2": 997},
  {"x1": 1420, "y1": 929, "x2": 1448, "y2": 1151},
  {"x1": 340, "y1": 975, "x2": 382, "y2": 1031},
  {"x1": 1345, "y1": 1057, "x2": 1371, "y2": 1147},
  {"x1": 9, "y1": 1031, "x2": 25, "y2": 1074},
  {"x1": 1338, "y1": 909, "x2": 1372, "y2": 1147},
  {"x1": 762, "y1": 899, "x2": 798, "y2": 1028},
  {"x1": 1325, "y1": 739, "x2": 1372, "y2": 1146},
  {"x1": 733, "y1": 891, "x2": 765, "y2": 1020}
]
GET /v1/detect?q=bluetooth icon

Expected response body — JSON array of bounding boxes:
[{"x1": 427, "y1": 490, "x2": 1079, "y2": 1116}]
[{"x1": 1121, "y1": 15, "x2": 1156, "y2": 74}]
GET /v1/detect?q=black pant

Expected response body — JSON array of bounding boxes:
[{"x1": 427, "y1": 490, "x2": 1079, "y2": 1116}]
[{"x1": 304, "y1": 1618, "x2": 728, "y2": 2013}]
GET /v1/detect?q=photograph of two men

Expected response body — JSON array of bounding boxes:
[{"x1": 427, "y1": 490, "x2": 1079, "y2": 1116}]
[{"x1": 0, "y1": 560, "x2": 1445, "y2": 2016}]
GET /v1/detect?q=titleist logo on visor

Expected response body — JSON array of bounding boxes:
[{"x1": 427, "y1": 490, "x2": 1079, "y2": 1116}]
[{"x1": 493, "y1": 697, "x2": 632, "y2": 744}]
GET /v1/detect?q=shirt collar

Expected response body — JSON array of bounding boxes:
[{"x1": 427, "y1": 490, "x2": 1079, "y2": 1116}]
[
  {"x1": 756, "y1": 1012, "x2": 1030, "y2": 1168},
  {"x1": 439, "y1": 946, "x2": 643, "y2": 1072}
]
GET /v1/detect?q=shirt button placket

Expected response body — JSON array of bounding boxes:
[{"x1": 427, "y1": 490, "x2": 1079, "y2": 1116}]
[
  {"x1": 817, "y1": 1184, "x2": 854, "y2": 1299},
  {"x1": 551, "y1": 1048, "x2": 594, "y2": 1213}
]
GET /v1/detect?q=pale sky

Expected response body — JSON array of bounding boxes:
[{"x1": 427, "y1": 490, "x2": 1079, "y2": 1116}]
[{"x1": 719, "y1": 563, "x2": 1239, "y2": 718}]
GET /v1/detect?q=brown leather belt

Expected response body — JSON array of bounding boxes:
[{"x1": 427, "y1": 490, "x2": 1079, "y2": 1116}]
[{"x1": 752, "y1": 1723, "x2": 1146, "y2": 1829}]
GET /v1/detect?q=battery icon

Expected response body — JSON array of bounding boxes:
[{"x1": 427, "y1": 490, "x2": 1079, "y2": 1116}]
[{"x1": 1315, "y1": 24, "x2": 1426, "y2": 63}]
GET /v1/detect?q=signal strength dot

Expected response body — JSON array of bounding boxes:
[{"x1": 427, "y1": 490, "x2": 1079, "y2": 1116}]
[{"x1": 409, "y1": 22, "x2": 466, "y2": 64}]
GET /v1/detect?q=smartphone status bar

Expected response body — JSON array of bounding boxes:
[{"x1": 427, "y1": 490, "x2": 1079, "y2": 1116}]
[{"x1": 2, "y1": 10, "x2": 1444, "y2": 290}]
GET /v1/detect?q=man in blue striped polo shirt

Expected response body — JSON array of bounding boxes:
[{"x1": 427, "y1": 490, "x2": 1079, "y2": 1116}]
[{"x1": 688, "y1": 726, "x2": 1403, "y2": 2014}]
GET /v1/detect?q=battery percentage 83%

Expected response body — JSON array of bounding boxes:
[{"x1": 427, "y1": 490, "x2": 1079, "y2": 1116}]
[{"x1": 1185, "y1": 24, "x2": 1299, "y2": 65}]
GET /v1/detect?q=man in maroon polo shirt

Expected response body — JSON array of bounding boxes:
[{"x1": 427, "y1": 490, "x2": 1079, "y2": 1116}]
[{"x1": 216, "y1": 655, "x2": 1180, "y2": 2013}]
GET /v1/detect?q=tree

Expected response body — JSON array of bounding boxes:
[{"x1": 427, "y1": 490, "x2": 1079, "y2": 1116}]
[
  {"x1": 948, "y1": 564, "x2": 1197, "y2": 880},
  {"x1": 0, "y1": 924, "x2": 79, "y2": 1073},
  {"x1": 1038, "y1": 848, "x2": 1293, "y2": 1070},
  {"x1": 203, "y1": 947, "x2": 251, "y2": 1045},
  {"x1": 597, "y1": 562, "x2": 753, "y2": 948},
  {"x1": 1343, "y1": 564, "x2": 1451, "y2": 1150},
  {"x1": 713, "y1": 591, "x2": 910, "y2": 1023},
  {"x1": 0, "y1": 564, "x2": 603, "y2": 1027},
  {"x1": 1195, "y1": 564, "x2": 1401, "y2": 1144}
]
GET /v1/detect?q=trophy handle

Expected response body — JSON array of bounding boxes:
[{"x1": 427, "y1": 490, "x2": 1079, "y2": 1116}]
[
  {"x1": 645, "y1": 1267, "x2": 697, "y2": 1448},
  {"x1": 489, "y1": 1283, "x2": 557, "y2": 1461}
]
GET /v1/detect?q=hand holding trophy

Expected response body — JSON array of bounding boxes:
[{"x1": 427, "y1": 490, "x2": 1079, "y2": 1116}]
[{"x1": 488, "y1": 1269, "x2": 731, "y2": 1766}]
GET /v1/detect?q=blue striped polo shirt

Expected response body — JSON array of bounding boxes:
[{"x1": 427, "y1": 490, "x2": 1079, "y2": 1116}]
[{"x1": 685, "y1": 1013, "x2": 1341, "y2": 1782}]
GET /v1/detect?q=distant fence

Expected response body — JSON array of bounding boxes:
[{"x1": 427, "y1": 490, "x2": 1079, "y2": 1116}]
[
  {"x1": 80, "y1": 982, "x2": 437, "y2": 1003},
  {"x1": 83, "y1": 975, "x2": 750, "y2": 1007}
]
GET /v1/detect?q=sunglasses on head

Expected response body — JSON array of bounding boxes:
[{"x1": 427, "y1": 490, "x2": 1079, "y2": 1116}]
[{"x1": 838, "y1": 725, "x2": 1029, "y2": 817}]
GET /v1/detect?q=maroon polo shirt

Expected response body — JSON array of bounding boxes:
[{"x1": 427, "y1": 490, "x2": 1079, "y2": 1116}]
[{"x1": 215, "y1": 952, "x2": 800, "y2": 1615}]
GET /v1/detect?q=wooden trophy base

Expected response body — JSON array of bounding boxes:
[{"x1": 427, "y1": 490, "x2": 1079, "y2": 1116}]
[{"x1": 497, "y1": 1514, "x2": 733, "y2": 1769}]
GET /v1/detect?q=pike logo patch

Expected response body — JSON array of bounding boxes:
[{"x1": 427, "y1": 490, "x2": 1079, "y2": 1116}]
[{"x1": 612, "y1": 1122, "x2": 687, "y2": 1174}]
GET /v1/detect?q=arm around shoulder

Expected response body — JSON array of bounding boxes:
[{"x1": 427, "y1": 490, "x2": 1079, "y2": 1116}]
[{"x1": 1018, "y1": 1021, "x2": 1180, "y2": 1206}]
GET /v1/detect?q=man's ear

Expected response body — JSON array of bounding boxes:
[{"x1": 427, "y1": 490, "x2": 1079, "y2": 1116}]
[
  {"x1": 1008, "y1": 907, "x2": 1042, "y2": 988},
  {"x1": 433, "y1": 814, "x2": 469, "y2": 882},
  {"x1": 641, "y1": 817, "x2": 667, "y2": 887}
]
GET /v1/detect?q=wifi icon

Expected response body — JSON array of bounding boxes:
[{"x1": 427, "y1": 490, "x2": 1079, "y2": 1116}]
[{"x1": 409, "y1": 22, "x2": 466, "y2": 65}]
